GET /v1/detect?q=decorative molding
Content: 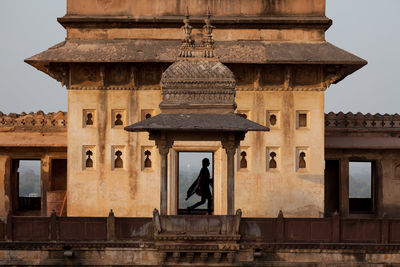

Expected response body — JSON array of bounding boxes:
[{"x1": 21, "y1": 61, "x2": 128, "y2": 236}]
[
  {"x1": 68, "y1": 86, "x2": 137, "y2": 90},
  {"x1": 67, "y1": 86, "x2": 161, "y2": 91},
  {"x1": 236, "y1": 86, "x2": 326, "y2": 91},
  {"x1": 155, "y1": 235, "x2": 240, "y2": 242}
]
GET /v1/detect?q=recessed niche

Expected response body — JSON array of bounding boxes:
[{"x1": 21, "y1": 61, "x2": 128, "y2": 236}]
[
  {"x1": 111, "y1": 146, "x2": 125, "y2": 170},
  {"x1": 240, "y1": 151, "x2": 247, "y2": 169},
  {"x1": 112, "y1": 109, "x2": 126, "y2": 128},
  {"x1": 266, "y1": 147, "x2": 280, "y2": 171},
  {"x1": 237, "y1": 147, "x2": 249, "y2": 171},
  {"x1": 82, "y1": 146, "x2": 96, "y2": 170},
  {"x1": 83, "y1": 109, "x2": 96, "y2": 128},
  {"x1": 144, "y1": 150, "x2": 152, "y2": 168},
  {"x1": 296, "y1": 147, "x2": 309, "y2": 171},
  {"x1": 266, "y1": 111, "x2": 280, "y2": 129},
  {"x1": 141, "y1": 109, "x2": 154, "y2": 121},
  {"x1": 296, "y1": 111, "x2": 310, "y2": 129},
  {"x1": 141, "y1": 146, "x2": 155, "y2": 171}
]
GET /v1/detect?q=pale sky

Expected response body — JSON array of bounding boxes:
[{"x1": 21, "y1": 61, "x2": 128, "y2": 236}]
[{"x1": 0, "y1": 0, "x2": 399, "y2": 115}]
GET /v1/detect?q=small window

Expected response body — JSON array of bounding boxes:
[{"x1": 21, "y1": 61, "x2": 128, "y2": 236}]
[
  {"x1": 112, "y1": 109, "x2": 125, "y2": 128},
  {"x1": 240, "y1": 151, "x2": 247, "y2": 169},
  {"x1": 86, "y1": 113, "x2": 94, "y2": 125},
  {"x1": 270, "y1": 114, "x2": 277, "y2": 126},
  {"x1": 112, "y1": 146, "x2": 125, "y2": 170},
  {"x1": 349, "y1": 161, "x2": 374, "y2": 213},
  {"x1": 296, "y1": 111, "x2": 309, "y2": 129},
  {"x1": 115, "y1": 151, "x2": 123, "y2": 168},
  {"x1": 237, "y1": 147, "x2": 249, "y2": 171},
  {"x1": 144, "y1": 150, "x2": 152, "y2": 168},
  {"x1": 83, "y1": 146, "x2": 96, "y2": 170},
  {"x1": 141, "y1": 147, "x2": 155, "y2": 171},
  {"x1": 269, "y1": 152, "x2": 277, "y2": 169},
  {"x1": 299, "y1": 114, "x2": 307, "y2": 127},
  {"x1": 299, "y1": 152, "x2": 306, "y2": 168},
  {"x1": 296, "y1": 147, "x2": 309, "y2": 171},
  {"x1": 141, "y1": 109, "x2": 154, "y2": 121},
  {"x1": 266, "y1": 147, "x2": 280, "y2": 171},
  {"x1": 83, "y1": 109, "x2": 96, "y2": 127},
  {"x1": 86, "y1": 150, "x2": 94, "y2": 168},
  {"x1": 115, "y1": 114, "x2": 123, "y2": 126},
  {"x1": 266, "y1": 111, "x2": 280, "y2": 129}
]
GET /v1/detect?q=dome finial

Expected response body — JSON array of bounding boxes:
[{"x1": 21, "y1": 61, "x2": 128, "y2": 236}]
[
  {"x1": 182, "y1": 6, "x2": 194, "y2": 46},
  {"x1": 180, "y1": 6, "x2": 194, "y2": 57},
  {"x1": 202, "y1": 6, "x2": 215, "y2": 58}
]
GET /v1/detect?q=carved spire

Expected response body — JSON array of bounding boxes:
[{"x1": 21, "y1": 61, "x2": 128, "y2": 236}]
[
  {"x1": 202, "y1": 6, "x2": 215, "y2": 58},
  {"x1": 180, "y1": 7, "x2": 194, "y2": 57},
  {"x1": 178, "y1": 7, "x2": 217, "y2": 59}
]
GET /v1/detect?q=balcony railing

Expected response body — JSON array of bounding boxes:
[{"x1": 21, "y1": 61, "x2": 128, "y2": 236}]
[{"x1": 1, "y1": 210, "x2": 399, "y2": 245}]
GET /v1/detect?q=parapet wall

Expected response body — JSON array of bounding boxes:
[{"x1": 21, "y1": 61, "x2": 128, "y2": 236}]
[
  {"x1": 0, "y1": 111, "x2": 67, "y2": 147},
  {"x1": 325, "y1": 112, "x2": 400, "y2": 130},
  {"x1": 66, "y1": 0, "x2": 326, "y2": 17},
  {"x1": 0, "y1": 111, "x2": 67, "y2": 132}
]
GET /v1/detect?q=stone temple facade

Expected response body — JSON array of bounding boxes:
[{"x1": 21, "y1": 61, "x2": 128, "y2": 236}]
[{"x1": 0, "y1": 0, "x2": 400, "y2": 265}]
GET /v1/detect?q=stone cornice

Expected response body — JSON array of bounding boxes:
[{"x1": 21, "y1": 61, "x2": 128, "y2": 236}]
[
  {"x1": 236, "y1": 87, "x2": 327, "y2": 91},
  {"x1": 58, "y1": 15, "x2": 332, "y2": 31}
]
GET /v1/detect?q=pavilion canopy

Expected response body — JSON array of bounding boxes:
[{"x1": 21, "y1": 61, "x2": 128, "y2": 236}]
[
  {"x1": 25, "y1": 39, "x2": 366, "y2": 76},
  {"x1": 124, "y1": 113, "x2": 269, "y2": 132}
]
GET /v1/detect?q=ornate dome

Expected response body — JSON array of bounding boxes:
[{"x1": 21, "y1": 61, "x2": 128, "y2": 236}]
[
  {"x1": 159, "y1": 12, "x2": 237, "y2": 113},
  {"x1": 161, "y1": 60, "x2": 236, "y2": 90}
]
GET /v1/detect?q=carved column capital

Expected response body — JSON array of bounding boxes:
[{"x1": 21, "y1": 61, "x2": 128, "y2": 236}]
[
  {"x1": 151, "y1": 132, "x2": 174, "y2": 155},
  {"x1": 221, "y1": 133, "x2": 243, "y2": 154}
]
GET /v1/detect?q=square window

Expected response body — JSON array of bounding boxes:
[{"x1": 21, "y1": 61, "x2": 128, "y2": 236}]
[{"x1": 296, "y1": 111, "x2": 310, "y2": 129}]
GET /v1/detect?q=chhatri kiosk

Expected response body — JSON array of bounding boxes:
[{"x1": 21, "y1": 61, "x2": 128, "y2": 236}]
[{"x1": 125, "y1": 12, "x2": 268, "y2": 215}]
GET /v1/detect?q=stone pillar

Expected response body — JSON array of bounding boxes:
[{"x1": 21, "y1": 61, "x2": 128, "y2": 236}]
[
  {"x1": 222, "y1": 133, "x2": 241, "y2": 215},
  {"x1": 339, "y1": 157, "x2": 349, "y2": 217},
  {"x1": 41, "y1": 155, "x2": 50, "y2": 216},
  {"x1": 0, "y1": 155, "x2": 11, "y2": 218},
  {"x1": 153, "y1": 132, "x2": 173, "y2": 215}
]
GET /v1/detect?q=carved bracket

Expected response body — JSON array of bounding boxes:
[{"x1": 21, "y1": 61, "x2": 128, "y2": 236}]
[
  {"x1": 150, "y1": 132, "x2": 174, "y2": 155},
  {"x1": 46, "y1": 63, "x2": 69, "y2": 87},
  {"x1": 221, "y1": 133, "x2": 244, "y2": 154}
]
